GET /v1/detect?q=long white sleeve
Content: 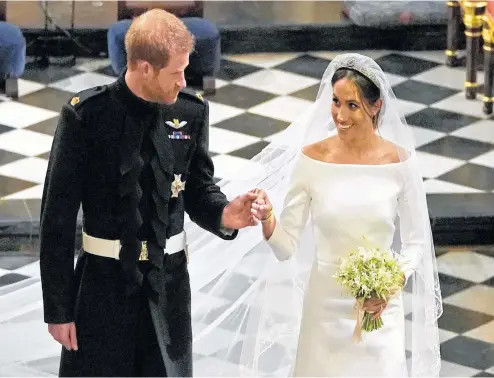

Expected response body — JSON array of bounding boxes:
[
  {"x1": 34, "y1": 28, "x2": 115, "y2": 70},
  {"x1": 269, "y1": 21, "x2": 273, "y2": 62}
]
[
  {"x1": 266, "y1": 154, "x2": 311, "y2": 261},
  {"x1": 397, "y1": 156, "x2": 429, "y2": 282}
]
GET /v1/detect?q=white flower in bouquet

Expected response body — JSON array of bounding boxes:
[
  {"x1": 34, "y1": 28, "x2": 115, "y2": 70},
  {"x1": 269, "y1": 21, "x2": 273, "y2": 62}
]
[{"x1": 333, "y1": 237, "x2": 405, "y2": 341}]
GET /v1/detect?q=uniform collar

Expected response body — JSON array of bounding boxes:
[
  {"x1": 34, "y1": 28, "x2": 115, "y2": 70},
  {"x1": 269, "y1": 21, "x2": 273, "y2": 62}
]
[{"x1": 113, "y1": 67, "x2": 161, "y2": 116}]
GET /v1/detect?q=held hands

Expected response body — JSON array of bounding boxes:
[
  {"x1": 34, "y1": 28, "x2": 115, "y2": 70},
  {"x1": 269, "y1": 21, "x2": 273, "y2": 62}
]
[
  {"x1": 250, "y1": 188, "x2": 277, "y2": 240},
  {"x1": 221, "y1": 189, "x2": 275, "y2": 230},
  {"x1": 48, "y1": 322, "x2": 78, "y2": 351},
  {"x1": 250, "y1": 188, "x2": 273, "y2": 223},
  {"x1": 221, "y1": 192, "x2": 259, "y2": 229}
]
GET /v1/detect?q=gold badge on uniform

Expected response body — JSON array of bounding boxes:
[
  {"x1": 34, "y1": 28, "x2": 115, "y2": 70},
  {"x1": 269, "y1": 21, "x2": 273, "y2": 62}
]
[
  {"x1": 171, "y1": 174, "x2": 186, "y2": 198},
  {"x1": 196, "y1": 92, "x2": 204, "y2": 101},
  {"x1": 70, "y1": 96, "x2": 80, "y2": 106},
  {"x1": 165, "y1": 119, "x2": 187, "y2": 129}
]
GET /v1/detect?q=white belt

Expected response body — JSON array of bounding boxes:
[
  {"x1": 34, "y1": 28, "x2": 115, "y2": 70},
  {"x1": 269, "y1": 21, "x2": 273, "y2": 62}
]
[{"x1": 82, "y1": 230, "x2": 187, "y2": 261}]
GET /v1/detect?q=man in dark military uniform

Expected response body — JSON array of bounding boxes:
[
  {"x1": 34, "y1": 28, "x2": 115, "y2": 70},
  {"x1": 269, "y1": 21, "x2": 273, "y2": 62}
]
[{"x1": 39, "y1": 9, "x2": 258, "y2": 377}]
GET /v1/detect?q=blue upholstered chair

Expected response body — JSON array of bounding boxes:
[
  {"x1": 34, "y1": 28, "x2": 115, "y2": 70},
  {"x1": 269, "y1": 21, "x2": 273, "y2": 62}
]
[
  {"x1": 0, "y1": 22, "x2": 26, "y2": 99},
  {"x1": 107, "y1": 17, "x2": 221, "y2": 94}
]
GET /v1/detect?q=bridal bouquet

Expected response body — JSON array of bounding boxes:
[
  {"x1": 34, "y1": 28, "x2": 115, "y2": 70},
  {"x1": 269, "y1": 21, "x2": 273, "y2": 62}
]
[{"x1": 333, "y1": 239, "x2": 405, "y2": 341}]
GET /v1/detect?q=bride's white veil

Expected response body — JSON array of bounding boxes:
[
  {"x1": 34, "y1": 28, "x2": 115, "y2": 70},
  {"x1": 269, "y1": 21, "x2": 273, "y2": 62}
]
[{"x1": 0, "y1": 53, "x2": 442, "y2": 377}]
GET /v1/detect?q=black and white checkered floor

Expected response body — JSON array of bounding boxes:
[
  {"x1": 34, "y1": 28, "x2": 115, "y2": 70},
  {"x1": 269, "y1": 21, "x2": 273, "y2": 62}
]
[
  {"x1": 1, "y1": 50, "x2": 494, "y2": 203},
  {"x1": 1, "y1": 246, "x2": 494, "y2": 376},
  {"x1": 0, "y1": 50, "x2": 494, "y2": 376}
]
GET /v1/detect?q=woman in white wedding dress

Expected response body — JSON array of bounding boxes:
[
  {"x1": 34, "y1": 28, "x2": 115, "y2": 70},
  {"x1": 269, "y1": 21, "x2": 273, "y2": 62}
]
[
  {"x1": 196, "y1": 54, "x2": 441, "y2": 378},
  {"x1": 0, "y1": 54, "x2": 442, "y2": 378},
  {"x1": 250, "y1": 63, "x2": 421, "y2": 377}
]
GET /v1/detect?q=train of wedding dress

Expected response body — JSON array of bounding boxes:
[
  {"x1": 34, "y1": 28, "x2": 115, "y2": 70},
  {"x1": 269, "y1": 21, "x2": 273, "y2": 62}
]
[{"x1": 0, "y1": 53, "x2": 442, "y2": 377}]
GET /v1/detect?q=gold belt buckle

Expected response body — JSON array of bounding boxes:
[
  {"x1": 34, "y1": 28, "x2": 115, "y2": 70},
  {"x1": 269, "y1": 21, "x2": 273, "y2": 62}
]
[{"x1": 139, "y1": 241, "x2": 149, "y2": 261}]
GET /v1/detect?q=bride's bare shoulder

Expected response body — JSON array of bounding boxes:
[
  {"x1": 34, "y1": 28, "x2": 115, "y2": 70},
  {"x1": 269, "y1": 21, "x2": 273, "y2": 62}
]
[
  {"x1": 380, "y1": 139, "x2": 409, "y2": 163},
  {"x1": 302, "y1": 136, "x2": 338, "y2": 161}
]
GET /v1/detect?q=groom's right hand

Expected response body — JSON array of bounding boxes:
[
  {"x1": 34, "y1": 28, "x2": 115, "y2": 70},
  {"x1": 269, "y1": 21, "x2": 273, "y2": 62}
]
[{"x1": 48, "y1": 322, "x2": 78, "y2": 351}]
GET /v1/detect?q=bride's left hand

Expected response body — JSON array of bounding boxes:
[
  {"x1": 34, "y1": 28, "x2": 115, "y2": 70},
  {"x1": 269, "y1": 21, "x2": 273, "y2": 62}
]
[{"x1": 363, "y1": 298, "x2": 388, "y2": 319}]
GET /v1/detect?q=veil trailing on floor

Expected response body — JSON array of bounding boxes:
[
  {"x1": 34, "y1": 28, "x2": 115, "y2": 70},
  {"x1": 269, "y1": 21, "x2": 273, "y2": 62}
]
[{"x1": 0, "y1": 53, "x2": 442, "y2": 377}]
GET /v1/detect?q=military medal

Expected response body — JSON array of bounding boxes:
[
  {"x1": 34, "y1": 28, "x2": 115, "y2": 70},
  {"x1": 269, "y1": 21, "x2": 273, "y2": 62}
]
[
  {"x1": 166, "y1": 118, "x2": 191, "y2": 139},
  {"x1": 171, "y1": 174, "x2": 186, "y2": 198},
  {"x1": 168, "y1": 131, "x2": 191, "y2": 140}
]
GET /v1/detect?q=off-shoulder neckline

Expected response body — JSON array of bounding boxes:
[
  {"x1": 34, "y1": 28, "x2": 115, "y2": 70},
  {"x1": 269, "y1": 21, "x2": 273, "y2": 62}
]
[{"x1": 299, "y1": 149, "x2": 411, "y2": 167}]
